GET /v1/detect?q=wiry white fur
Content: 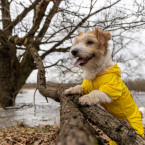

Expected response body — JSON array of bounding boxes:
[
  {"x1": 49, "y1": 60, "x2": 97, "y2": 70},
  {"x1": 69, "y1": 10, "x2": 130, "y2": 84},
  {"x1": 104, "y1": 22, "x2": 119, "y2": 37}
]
[
  {"x1": 79, "y1": 90, "x2": 112, "y2": 105},
  {"x1": 82, "y1": 51, "x2": 115, "y2": 80},
  {"x1": 139, "y1": 107, "x2": 145, "y2": 118},
  {"x1": 65, "y1": 29, "x2": 114, "y2": 105},
  {"x1": 70, "y1": 43, "x2": 92, "y2": 59},
  {"x1": 70, "y1": 33, "x2": 115, "y2": 80},
  {"x1": 64, "y1": 85, "x2": 83, "y2": 95}
]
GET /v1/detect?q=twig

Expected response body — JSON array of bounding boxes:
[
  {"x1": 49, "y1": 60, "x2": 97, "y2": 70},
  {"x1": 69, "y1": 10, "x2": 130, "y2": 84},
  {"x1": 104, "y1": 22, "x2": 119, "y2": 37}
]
[
  {"x1": 33, "y1": 88, "x2": 38, "y2": 115},
  {"x1": 6, "y1": 104, "x2": 32, "y2": 110},
  {"x1": 6, "y1": 137, "x2": 23, "y2": 145}
]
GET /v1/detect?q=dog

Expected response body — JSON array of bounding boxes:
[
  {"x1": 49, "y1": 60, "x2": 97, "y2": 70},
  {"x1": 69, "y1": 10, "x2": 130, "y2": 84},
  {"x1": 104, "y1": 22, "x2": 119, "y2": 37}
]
[{"x1": 65, "y1": 28, "x2": 145, "y2": 144}]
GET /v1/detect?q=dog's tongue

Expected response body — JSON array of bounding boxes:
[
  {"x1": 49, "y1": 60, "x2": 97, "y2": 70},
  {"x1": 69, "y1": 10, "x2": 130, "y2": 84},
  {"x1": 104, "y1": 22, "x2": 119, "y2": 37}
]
[{"x1": 74, "y1": 58, "x2": 85, "y2": 66}]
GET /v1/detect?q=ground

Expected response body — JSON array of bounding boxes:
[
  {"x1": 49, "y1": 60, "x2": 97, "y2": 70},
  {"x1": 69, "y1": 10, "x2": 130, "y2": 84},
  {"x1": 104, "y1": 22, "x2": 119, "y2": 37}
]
[
  {"x1": 0, "y1": 123, "x2": 110, "y2": 145},
  {"x1": 1, "y1": 124, "x2": 145, "y2": 145},
  {"x1": 0, "y1": 124, "x2": 59, "y2": 145}
]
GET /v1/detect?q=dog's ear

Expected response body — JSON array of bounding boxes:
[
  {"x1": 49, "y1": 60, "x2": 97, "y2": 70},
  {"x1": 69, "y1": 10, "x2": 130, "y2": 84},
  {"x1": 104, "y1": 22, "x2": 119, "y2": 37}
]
[
  {"x1": 94, "y1": 28, "x2": 111, "y2": 45},
  {"x1": 77, "y1": 32, "x2": 83, "y2": 37}
]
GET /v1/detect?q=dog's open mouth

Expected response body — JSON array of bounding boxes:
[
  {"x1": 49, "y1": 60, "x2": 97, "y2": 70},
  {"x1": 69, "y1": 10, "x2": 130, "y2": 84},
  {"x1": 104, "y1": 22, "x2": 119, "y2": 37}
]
[{"x1": 74, "y1": 54, "x2": 95, "y2": 66}]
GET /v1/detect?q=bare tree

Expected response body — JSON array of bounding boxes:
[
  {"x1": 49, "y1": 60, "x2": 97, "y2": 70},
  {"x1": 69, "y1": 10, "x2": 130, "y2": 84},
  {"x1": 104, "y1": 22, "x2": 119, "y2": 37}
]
[{"x1": 0, "y1": 0, "x2": 145, "y2": 108}]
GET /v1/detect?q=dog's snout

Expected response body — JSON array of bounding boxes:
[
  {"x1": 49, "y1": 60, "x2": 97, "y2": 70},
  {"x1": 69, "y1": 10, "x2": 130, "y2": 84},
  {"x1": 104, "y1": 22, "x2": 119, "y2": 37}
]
[{"x1": 71, "y1": 49, "x2": 79, "y2": 56}]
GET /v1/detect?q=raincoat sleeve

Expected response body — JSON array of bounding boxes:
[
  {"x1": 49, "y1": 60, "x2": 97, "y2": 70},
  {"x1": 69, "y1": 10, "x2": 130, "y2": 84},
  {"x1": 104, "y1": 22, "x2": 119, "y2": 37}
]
[
  {"x1": 81, "y1": 80, "x2": 89, "y2": 94},
  {"x1": 81, "y1": 80, "x2": 93, "y2": 95},
  {"x1": 99, "y1": 74, "x2": 122, "y2": 100}
]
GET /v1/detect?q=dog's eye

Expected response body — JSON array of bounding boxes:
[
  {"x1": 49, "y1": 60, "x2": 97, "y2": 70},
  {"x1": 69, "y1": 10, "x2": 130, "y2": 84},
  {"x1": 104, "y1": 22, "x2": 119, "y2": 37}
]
[{"x1": 87, "y1": 41, "x2": 94, "y2": 45}]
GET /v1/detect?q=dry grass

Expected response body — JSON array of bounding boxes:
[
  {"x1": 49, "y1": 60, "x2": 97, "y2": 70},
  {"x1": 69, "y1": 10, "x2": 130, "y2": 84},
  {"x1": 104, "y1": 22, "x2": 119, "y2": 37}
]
[
  {"x1": 0, "y1": 121, "x2": 145, "y2": 145},
  {"x1": 0, "y1": 123, "x2": 110, "y2": 145}
]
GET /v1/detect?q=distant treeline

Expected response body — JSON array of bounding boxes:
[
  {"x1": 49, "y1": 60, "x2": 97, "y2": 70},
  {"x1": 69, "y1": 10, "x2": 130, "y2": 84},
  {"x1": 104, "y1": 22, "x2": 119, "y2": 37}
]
[
  {"x1": 23, "y1": 81, "x2": 76, "y2": 89},
  {"x1": 23, "y1": 79, "x2": 145, "y2": 92},
  {"x1": 125, "y1": 79, "x2": 145, "y2": 92},
  {"x1": 23, "y1": 83, "x2": 37, "y2": 89}
]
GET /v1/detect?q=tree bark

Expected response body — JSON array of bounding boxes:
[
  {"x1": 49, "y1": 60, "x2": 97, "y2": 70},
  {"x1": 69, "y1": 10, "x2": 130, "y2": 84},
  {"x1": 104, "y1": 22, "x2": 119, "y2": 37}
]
[
  {"x1": 0, "y1": 48, "x2": 14, "y2": 108},
  {"x1": 56, "y1": 94, "x2": 99, "y2": 145},
  {"x1": 71, "y1": 95, "x2": 145, "y2": 145},
  {"x1": 28, "y1": 44, "x2": 61, "y2": 102},
  {"x1": 0, "y1": 46, "x2": 35, "y2": 108}
]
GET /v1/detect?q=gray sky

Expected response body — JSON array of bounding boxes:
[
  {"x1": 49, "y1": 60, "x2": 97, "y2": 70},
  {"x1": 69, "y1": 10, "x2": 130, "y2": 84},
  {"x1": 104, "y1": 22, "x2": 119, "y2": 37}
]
[{"x1": 9, "y1": 0, "x2": 145, "y2": 83}]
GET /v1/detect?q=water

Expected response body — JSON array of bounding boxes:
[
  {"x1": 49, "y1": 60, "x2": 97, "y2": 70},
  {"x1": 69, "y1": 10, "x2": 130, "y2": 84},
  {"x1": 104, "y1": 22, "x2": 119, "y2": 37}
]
[
  {"x1": 0, "y1": 90, "x2": 145, "y2": 128},
  {"x1": 0, "y1": 89, "x2": 60, "y2": 128},
  {"x1": 131, "y1": 91, "x2": 145, "y2": 125}
]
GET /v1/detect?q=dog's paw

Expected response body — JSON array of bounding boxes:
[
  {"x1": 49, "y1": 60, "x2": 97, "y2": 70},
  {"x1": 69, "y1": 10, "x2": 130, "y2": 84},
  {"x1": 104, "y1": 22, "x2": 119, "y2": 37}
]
[
  {"x1": 79, "y1": 95, "x2": 92, "y2": 105},
  {"x1": 64, "y1": 87, "x2": 75, "y2": 96},
  {"x1": 64, "y1": 85, "x2": 83, "y2": 96}
]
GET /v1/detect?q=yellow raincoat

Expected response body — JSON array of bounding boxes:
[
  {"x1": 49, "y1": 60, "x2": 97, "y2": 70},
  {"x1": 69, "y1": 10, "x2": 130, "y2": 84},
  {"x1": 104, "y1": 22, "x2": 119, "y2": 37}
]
[{"x1": 81, "y1": 64, "x2": 144, "y2": 145}]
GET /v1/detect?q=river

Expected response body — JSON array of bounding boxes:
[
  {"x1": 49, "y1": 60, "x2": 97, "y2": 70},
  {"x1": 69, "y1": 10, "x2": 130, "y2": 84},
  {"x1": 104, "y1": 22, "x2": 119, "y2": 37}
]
[
  {"x1": 0, "y1": 89, "x2": 60, "y2": 128},
  {"x1": 0, "y1": 89, "x2": 145, "y2": 128}
]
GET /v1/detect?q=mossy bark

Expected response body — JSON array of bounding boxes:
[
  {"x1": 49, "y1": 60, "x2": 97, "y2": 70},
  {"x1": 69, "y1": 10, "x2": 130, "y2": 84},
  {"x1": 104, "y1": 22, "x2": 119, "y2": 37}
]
[{"x1": 56, "y1": 94, "x2": 99, "y2": 145}]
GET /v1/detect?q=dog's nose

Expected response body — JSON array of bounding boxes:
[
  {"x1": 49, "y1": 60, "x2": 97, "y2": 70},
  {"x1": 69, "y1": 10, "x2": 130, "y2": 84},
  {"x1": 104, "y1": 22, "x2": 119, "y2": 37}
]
[{"x1": 71, "y1": 49, "x2": 79, "y2": 56}]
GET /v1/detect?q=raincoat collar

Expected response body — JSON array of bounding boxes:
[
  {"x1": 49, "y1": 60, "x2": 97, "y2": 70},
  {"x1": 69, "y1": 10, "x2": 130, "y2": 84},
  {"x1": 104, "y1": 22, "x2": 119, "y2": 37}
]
[{"x1": 97, "y1": 63, "x2": 121, "y2": 77}]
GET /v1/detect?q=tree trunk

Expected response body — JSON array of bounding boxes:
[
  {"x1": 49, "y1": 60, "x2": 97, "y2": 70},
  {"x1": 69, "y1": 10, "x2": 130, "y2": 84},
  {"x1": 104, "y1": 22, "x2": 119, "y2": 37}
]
[
  {"x1": 16, "y1": 51, "x2": 35, "y2": 96},
  {"x1": 56, "y1": 94, "x2": 99, "y2": 145},
  {"x1": 0, "y1": 48, "x2": 14, "y2": 108},
  {"x1": 0, "y1": 47, "x2": 35, "y2": 108}
]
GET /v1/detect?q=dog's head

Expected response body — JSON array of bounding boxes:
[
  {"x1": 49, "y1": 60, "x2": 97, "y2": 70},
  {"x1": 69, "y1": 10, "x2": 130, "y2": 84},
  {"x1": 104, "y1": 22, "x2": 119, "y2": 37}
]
[{"x1": 70, "y1": 28, "x2": 111, "y2": 67}]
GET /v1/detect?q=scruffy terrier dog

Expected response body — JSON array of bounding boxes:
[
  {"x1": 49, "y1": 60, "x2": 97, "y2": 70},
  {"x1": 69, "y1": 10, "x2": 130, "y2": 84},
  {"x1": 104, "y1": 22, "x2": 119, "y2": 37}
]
[{"x1": 65, "y1": 28, "x2": 144, "y2": 144}]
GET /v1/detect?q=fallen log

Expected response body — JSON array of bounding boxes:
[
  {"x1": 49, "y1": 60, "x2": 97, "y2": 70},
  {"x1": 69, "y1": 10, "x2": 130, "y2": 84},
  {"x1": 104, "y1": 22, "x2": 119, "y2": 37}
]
[
  {"x1": 56, "y1": 94, "x2": 99, "y2": 145},
  {"x1": 28, "y1": 45, "x2": 145, "y2": 145},
  {"x1": 70, "y1": 95, "x2": 145, "y2": 145}
]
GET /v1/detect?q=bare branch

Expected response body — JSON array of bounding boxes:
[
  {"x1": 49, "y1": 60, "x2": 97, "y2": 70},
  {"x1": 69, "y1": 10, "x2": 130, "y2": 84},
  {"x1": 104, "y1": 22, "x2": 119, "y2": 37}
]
[
  {"x1": 1, "y1": 0, "x2": 11, "y2": 33},
  {"x1": 37, "y1": 0, "x2": 62, "y2": 40},
  {"x1": 4, "y1": 0, "x2": 40, "y2": 32},
  {"x1": 26, "y1": 0, "x2": 50, "y2": 38}
]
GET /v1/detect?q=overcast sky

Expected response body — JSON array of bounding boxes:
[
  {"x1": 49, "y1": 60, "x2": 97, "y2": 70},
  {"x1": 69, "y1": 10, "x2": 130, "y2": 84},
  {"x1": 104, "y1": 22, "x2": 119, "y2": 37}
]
[{"x1": 9, "y1": 0, "x2": 145, "y2": 83}]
